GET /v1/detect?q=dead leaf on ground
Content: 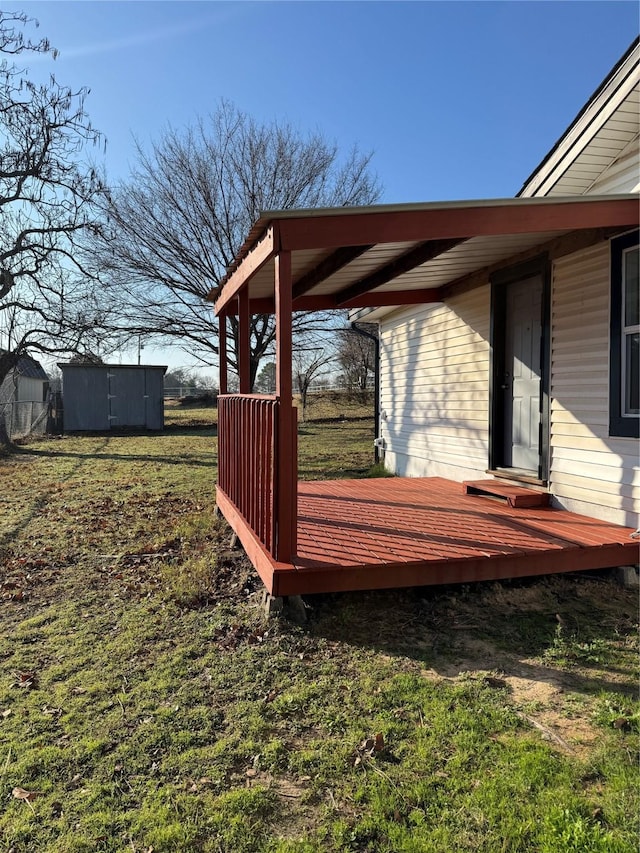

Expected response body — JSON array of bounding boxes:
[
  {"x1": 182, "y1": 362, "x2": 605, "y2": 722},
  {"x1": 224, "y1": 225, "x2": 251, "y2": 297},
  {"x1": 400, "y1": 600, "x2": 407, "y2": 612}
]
[
  {"x1": 215, "y1": 623, "x2": 267, "y2": 650},
  {"x1": 12, "y1": 671, "x2": 37, "y2": 689},
  {"x1": 360, "y1": 732, "x2": 385, "y2": 755},
  {"x1": 2, "y1": 585, "x2": 25, "y2": 601},
  {"x1": 12, "y1": 787, "x2": 40, "y2": 803},
  {"x1": 352, "y1": 731, "x2": 386, "y2": 766}
]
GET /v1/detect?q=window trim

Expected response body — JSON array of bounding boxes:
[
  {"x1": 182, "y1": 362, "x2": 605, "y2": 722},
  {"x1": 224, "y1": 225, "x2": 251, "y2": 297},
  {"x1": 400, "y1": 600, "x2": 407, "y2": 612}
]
[{"x1": 610, "y1": 229, "x2": 639, "y2": 438}]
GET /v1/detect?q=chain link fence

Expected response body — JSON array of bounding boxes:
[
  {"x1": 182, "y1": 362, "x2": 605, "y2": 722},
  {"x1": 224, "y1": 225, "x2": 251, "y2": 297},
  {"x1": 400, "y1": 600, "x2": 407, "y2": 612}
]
[{"x1": 2, "y1": 400, "x2": 50, "y2": 440}]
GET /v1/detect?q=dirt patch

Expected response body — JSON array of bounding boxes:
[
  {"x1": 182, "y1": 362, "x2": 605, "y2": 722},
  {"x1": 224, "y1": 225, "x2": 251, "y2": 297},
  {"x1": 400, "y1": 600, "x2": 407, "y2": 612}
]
[
  {"x1": 508, "y1": 675, "x2": 599, "y2": 754},
  {"x1": 237, "y1": 768, "x2": 324, "y2": 840},
  {"x1": 425, "y1": 576, "x2": 638, "y2": 754}
]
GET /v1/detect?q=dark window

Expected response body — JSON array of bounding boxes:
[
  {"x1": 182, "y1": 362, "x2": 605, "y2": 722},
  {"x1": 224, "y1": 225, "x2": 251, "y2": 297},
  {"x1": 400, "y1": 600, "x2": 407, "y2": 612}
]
[{"x1": 610, "y1": 230, "x2": 639, "y2": 438}]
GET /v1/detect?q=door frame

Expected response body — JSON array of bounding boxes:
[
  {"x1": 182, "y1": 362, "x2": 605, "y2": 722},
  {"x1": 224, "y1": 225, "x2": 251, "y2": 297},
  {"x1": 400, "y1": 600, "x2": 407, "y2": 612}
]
[{"x1": 489, "y1": 255, "x2": 551, "y2": 483}]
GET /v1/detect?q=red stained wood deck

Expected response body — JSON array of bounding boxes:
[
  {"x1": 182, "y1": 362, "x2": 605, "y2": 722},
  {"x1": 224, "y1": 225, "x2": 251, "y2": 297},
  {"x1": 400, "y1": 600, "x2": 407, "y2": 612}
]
[
  {"x1": 218, "y1": 477, "x2": 639, "y2": 596},
  {"x1": 290, "y1": 478, "x2": 637, "y2": 594}
]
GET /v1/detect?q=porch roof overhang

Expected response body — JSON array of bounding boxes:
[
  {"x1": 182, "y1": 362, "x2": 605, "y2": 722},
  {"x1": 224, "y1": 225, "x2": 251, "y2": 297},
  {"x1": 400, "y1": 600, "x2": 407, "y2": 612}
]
[{"x1": 211, "y1": 194, "x2": 639, "y2": 317}]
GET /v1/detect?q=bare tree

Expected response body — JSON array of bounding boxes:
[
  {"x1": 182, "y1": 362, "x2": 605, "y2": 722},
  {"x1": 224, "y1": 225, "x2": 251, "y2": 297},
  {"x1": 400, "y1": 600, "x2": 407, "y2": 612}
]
[
  {"x1": 293, "y1": 346, "x2": 335, "y2": 421},
  {"x1": 88, "y1": 100, "x2": 382, "y2": 388},
  {"x1": 338, "y1": 325, "x2": 377, "y2": 397},
  {"x1": 0, "y1": 11, "x2": 114, "y2": 440}
]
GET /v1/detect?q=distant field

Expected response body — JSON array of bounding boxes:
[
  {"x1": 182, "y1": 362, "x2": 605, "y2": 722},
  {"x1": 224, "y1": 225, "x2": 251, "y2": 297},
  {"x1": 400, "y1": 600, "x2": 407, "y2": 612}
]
[
  {"x1": 164, "y1": 397, "x2": 218, "y2": 428},
  {"x1": 0, "y1": 404, "x2": 638, "y2": 852},
  {"x1": 163, "y1": 390, "x2": 375, "y2": 429}
]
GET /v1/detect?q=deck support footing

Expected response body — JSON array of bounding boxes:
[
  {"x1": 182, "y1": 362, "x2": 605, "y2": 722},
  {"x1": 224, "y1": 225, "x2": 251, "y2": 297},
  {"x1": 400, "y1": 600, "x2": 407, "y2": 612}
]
[
  {"x1": 613, "y1": 565, "x2": 639, "y2": 589},
  {"x1": 260, "y1": 591, "x2": 309, "y2": 623},
  {"x1": 261, "y1": 590, "x2": 284, "y2": 618},
  {"x1": 283, "y1": 595, "x2": 310, "y2": 625}
]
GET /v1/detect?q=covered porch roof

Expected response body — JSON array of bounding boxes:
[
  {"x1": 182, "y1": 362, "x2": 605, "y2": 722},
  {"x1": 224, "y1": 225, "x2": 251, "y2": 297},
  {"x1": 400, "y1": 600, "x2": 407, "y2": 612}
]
[{"x1": 211, "y1": 194, "x2": 639, "y2": 317}]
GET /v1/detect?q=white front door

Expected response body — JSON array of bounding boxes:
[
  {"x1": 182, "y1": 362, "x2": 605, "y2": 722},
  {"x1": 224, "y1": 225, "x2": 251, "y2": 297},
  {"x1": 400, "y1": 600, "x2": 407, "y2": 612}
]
[{"x1": 503, "y1": 275, "x2": 543, "y2": 473}]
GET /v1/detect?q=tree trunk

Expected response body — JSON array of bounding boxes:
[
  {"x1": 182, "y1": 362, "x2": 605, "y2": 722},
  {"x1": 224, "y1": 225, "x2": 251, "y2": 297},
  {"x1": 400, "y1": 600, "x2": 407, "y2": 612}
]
[{"x1": 0, "y1": 351, "x2": 20, "y2": 447}]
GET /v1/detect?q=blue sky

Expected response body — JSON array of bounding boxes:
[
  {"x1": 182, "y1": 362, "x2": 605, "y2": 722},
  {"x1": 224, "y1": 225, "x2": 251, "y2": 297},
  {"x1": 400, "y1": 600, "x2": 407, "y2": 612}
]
[
  {"x1": 17, "y1": 0, "x2": 639, "y2": 370},
  {"x1": 20, "y1": 0, "x2": 638, "y2": 198}
]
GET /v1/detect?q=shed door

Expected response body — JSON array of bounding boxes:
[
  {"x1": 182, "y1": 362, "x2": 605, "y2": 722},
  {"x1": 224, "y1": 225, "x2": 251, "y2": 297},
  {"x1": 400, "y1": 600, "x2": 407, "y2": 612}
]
[
  {"x1": 109, "y1": 369, "x2": 146, "y2": 428},
  {"x1": 502, "y1": 275, "x2": 543, "y2": 472}
]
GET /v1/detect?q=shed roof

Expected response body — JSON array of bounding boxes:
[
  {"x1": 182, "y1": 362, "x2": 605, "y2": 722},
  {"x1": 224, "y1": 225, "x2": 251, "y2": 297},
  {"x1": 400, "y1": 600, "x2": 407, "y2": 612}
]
[
  {"x1": 0, "y1": 353, "x2": 49, "y2": 381},
  {"x1": 212, "y1": 194, "x2": 638, "y2": 317},
  {"x1": 58, "y1": 363, "x2": 168, "y2": 372},
  {"x1": 20, "y1": 357, "x2": 49, "y2": 381}
]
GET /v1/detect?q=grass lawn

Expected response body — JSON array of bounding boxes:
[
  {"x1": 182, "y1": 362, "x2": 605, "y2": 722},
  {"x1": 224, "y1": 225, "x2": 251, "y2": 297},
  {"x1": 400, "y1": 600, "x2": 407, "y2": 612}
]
[{"x1": 0, "y1": 396, "x2": 638, "y2": 852}]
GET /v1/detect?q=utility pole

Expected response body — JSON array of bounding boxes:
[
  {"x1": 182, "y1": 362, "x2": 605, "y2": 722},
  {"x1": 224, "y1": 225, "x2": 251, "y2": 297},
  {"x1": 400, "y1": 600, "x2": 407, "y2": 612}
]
[{"x1": 137, "y1": 335, "x2": 144, "y2": 365}]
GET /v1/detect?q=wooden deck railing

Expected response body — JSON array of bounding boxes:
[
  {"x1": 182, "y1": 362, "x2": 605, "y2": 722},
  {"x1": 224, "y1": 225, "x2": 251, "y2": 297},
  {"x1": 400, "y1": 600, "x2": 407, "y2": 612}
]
[{"x1": 217, "y1": 394, "x2": 297, "y2": 560}]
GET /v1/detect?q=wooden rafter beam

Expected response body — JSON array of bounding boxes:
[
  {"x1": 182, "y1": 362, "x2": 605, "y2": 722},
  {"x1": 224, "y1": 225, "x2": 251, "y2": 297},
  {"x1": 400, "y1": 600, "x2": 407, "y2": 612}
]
[
  {"x1": 292, "y1": 245, "x2": 374, "y2": 302},
  {"x1": 336, "y1": 238, "x2": 463, "y2": 308},
  {"x1": 344, "y1": 288, "x2": 444, "y2": 308},
  {"x1": 232, "y1": 226, "x2": 635, "y2": 317},
  {"x1": 242, "y1": 287, "x2": 444, "y2": 316}
]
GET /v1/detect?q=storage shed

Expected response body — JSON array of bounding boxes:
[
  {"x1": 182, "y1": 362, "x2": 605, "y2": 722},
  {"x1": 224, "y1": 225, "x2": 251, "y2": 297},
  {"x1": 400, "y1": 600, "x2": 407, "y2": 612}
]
[
  {"x1": 59, "y1": 364, "x2": 167, "y2": 431},
  {"x1": 0, "y1": 354, "x2": 50, "y2": 404},
  {"x1": 1, "y1": 354, "x2": 51, "y2": 439}
]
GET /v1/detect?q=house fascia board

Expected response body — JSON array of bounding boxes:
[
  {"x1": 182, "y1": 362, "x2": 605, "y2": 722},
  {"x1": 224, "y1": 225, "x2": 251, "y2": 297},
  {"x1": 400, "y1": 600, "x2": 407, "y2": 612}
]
[{"x1": 213, "y1": 225, "x2": 276, "y2": 315}]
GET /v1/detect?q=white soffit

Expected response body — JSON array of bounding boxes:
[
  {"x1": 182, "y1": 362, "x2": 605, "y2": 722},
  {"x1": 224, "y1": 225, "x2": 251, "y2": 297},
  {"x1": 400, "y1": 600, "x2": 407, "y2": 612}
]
[{"x1": 245, "y1": 230, "x2": 570, "y2": 301}]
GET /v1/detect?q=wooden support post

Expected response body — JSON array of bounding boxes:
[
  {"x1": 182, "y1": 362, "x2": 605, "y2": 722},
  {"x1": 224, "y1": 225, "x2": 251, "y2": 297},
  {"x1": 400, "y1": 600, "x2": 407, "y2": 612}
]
[
  {"x1": 275, "y1": 250, "x2": 297, "y2": 561},
  {"x1": 218, "y1": 311, "x2": 228, "y2": 395},
  {"x1": 238, "y1": 287, "x2": 250, "y2": 393}
]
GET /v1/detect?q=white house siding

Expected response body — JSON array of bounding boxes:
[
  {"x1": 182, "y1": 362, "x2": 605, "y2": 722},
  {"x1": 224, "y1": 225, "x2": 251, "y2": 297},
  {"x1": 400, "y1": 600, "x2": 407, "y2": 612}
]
[
  {"x1": 379, "y1": 286, "x2": 490, "y2": 482},
  {"x1": 587, "y1": 145, "x2": 640, "y2": 196},
  {"x1": 550, "y1": 241, "x2": 639, "y2": 527}
]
